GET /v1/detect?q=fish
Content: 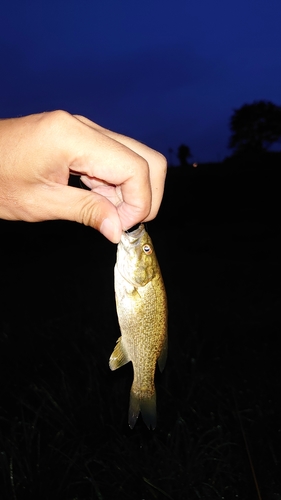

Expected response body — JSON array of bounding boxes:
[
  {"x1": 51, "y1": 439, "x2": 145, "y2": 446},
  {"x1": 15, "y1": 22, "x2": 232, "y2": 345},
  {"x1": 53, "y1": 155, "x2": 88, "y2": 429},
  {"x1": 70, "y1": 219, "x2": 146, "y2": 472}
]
[{"x1": 109, "y1": 223, "x2": 168, "y2": 430}]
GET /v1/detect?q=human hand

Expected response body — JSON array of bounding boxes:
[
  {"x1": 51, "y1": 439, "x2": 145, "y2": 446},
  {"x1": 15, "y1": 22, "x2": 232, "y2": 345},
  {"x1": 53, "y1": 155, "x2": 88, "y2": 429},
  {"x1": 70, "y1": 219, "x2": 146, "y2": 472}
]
[{"x1": 0, "y1": 111, "x2": 167, "y2": 243}]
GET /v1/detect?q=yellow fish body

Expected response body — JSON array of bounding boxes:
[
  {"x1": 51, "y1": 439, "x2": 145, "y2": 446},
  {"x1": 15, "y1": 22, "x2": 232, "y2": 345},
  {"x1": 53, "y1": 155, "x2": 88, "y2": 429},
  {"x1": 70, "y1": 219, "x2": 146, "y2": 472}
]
[{"x1": 109, "y1": 223, "x2": 168, "y2": 429}]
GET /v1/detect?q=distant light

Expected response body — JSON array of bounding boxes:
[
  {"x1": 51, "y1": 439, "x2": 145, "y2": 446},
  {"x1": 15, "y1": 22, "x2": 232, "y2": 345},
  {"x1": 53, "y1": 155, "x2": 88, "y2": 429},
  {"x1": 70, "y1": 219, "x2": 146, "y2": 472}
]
[{"x1": 192, "y1": 162, "x2": 198, "y2": 168}]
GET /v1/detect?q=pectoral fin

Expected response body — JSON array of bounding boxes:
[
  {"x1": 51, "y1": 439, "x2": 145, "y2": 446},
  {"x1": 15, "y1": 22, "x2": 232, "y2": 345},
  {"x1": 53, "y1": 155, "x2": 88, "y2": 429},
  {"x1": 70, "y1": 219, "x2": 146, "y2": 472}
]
[{"x1": 109, "y1": 337, "x2": 130, "y2": 371}]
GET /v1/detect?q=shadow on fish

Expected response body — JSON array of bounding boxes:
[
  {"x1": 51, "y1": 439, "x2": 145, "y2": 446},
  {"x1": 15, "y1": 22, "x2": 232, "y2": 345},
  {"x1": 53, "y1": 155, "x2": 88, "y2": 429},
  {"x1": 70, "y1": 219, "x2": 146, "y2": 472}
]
[{"x1": 109, "y1": 223, "x2": 168, "y2": 430}]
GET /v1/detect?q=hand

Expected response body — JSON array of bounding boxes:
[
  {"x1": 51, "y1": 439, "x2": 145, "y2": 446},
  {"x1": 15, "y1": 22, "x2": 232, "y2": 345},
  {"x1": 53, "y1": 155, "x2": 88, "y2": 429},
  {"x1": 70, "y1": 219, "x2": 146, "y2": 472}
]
[{"x1": 0, "y1": 111, "x2": 167, "y2": 243}]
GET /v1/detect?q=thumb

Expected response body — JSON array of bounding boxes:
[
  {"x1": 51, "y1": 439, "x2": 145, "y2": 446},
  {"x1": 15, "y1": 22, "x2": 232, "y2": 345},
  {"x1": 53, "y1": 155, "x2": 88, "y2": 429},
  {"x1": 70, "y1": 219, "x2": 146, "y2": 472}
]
[{"x1": 38, "y1": 184, "x2": 122, "y2": 243}]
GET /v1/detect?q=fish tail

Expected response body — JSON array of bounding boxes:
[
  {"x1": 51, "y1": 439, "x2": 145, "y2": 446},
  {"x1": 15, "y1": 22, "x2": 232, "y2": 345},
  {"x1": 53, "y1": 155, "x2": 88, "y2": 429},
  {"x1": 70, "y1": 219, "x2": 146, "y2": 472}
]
[{"x1": 128, "y1": 386, "x2": 157, "y2": 430}]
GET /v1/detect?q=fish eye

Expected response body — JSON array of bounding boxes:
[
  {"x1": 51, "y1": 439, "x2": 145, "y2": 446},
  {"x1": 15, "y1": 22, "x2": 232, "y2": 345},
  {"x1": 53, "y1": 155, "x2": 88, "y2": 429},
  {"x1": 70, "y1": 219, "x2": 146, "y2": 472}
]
[{"x1": 143, "y1": 244, "x2": 152, "y2": 255}]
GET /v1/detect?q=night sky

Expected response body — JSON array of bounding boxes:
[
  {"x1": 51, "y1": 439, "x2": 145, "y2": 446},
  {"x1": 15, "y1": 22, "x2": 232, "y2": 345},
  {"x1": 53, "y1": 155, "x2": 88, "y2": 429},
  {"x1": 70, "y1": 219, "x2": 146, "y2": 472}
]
[{"x1": 1, "y1": 0, "x2": 281, "y2": 163}]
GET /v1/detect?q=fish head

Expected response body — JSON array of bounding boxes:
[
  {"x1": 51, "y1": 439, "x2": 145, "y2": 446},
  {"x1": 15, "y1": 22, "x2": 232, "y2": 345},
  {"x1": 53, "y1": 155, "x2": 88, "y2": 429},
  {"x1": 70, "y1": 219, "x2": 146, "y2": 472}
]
[{"x1": 116, "y1": 224, "x2": 158, "y2": 288}]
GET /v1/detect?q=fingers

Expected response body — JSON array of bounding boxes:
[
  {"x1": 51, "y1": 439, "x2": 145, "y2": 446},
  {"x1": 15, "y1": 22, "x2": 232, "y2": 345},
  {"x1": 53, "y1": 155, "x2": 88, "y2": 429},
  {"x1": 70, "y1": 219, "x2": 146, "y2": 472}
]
[
  {"x1": 10, "y1": 111, "x2": 152, "y2": 234},
  {"x1": 46, "y1": 111, "x2": 155, "y2": 230},
  {"x1": 70, "y1": 140, "x2": 152, "y2": 231},
  {"x1": 73, "y1": 114, "x2": 167, "y2": 220}
]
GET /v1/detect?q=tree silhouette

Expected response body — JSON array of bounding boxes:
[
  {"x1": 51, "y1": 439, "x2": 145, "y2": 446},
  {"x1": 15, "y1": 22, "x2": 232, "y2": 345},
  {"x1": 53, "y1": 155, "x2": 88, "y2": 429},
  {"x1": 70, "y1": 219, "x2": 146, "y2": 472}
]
[
  {"x1": 229, "y1": 100, "x2": 281, "y2": 156},
  {"x1": 177, "y1": 144, "x2": 192, "y2": 166}
]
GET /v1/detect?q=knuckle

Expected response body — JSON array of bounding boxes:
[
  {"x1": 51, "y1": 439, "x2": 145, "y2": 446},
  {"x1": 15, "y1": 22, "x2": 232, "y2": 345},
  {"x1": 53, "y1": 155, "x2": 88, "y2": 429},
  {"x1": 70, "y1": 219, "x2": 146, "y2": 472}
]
[
  {"x1": 38, "y1": 110, "x2": 72, "y2": 136},
  {"x1": 128, "y1": 152, "x2": 149, "y2": 176},
  {"x1": 77, "y1": 194, "x2": 102, "y2": 228}
]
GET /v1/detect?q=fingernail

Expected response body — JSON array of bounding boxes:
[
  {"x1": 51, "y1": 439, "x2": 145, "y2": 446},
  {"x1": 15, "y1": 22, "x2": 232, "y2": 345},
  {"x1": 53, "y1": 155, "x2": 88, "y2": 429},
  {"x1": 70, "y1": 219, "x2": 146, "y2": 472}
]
[{"x1": 100, "y1": 218, "x2": 120, "y2": 243}]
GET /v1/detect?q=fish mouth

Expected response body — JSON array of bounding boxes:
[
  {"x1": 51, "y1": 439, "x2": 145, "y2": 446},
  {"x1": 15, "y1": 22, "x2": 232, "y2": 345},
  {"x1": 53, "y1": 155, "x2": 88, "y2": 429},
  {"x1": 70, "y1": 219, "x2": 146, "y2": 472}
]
[
  {"x1": 121, "y1": 224, "x2": 146, "y2": 251},
  {"x1": 125, "y1": 223, "x2": 142, "y2": 233},
  {"x1": 118, "y1": 225, "x2": 145, "y2": 256},
  {"x1": 124, "y1": 223, "x2": 145, "y2": 240}
]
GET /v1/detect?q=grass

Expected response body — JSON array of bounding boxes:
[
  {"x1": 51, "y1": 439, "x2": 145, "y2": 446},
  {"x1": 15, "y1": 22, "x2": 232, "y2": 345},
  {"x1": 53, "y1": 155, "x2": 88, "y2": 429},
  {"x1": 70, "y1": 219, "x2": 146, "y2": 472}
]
[{"x1": 1, "y1": 165, "x2": 281, "y2": 499}]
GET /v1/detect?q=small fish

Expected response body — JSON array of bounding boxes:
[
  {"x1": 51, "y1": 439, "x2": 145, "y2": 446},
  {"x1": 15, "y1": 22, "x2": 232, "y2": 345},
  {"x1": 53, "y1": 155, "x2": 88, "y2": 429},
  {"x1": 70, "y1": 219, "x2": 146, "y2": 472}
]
[{"x1": 109, "y1": 223, "x2": 168, "y2": 430}]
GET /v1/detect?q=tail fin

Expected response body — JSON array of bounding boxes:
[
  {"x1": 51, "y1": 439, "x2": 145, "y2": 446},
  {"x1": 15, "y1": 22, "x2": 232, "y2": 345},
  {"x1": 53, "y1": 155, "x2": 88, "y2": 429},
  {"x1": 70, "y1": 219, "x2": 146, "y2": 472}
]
[{"x1": 128, "y1": 387, "x2": 157, "y2": 430}]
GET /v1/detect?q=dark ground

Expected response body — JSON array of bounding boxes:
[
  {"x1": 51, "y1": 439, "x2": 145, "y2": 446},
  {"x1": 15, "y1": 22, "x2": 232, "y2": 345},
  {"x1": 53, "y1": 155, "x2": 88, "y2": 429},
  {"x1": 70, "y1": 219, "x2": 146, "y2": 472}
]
[{"x1": 0, "y1": 161, "x2": 280, "y2": 499}]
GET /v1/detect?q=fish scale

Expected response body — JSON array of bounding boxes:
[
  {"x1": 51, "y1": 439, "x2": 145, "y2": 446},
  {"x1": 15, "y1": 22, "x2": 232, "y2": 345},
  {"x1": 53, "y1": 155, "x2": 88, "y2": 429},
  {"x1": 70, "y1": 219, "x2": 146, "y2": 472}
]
[{"x1": 109, "y1": 223, "x2": 168, "y2": 429}]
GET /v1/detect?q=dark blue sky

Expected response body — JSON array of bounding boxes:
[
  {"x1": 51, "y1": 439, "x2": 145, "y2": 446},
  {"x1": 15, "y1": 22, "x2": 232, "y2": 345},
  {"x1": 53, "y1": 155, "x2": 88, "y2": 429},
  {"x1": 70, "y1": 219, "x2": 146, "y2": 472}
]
[{"x1": 1, "y1": 0, "x2": 281, "y2": 163}]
